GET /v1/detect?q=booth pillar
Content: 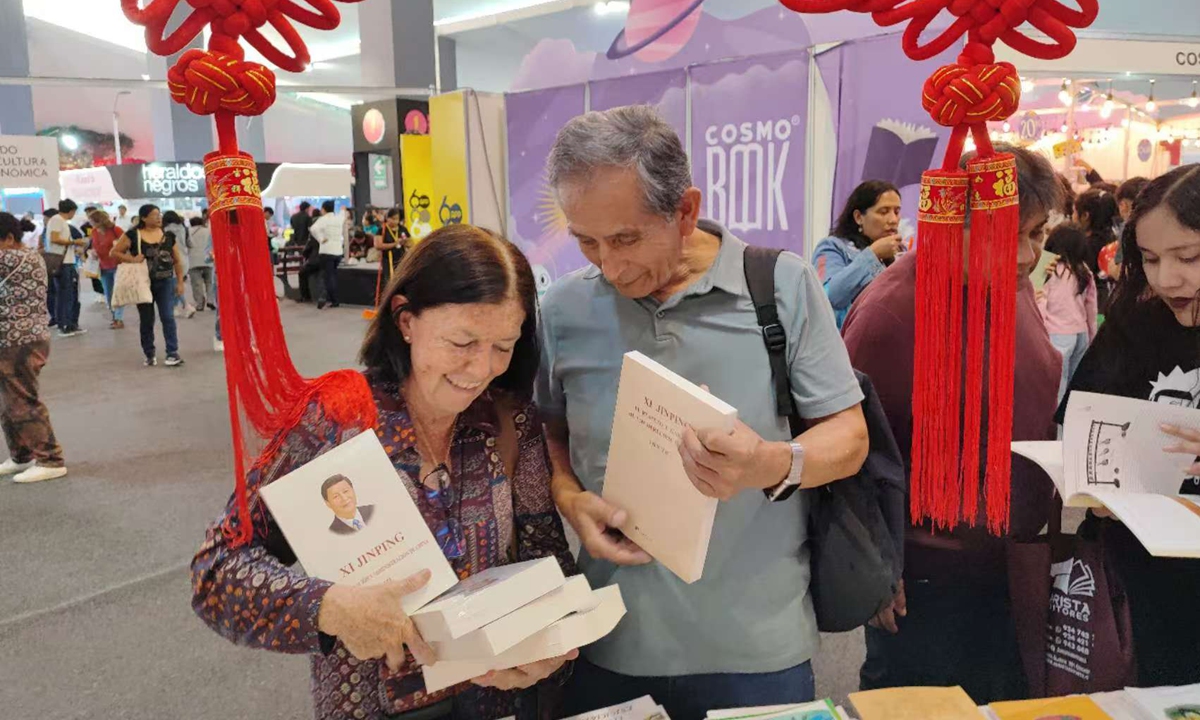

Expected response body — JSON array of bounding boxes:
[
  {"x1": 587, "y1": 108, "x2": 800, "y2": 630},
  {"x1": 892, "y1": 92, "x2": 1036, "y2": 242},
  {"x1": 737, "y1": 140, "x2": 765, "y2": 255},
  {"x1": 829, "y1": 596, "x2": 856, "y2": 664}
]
[
  {"x1": 0, "y1": 0, "x2": 35, "y2": 135},
  {"x1": 358, "y1": 0, "x2": 455, "y2": 92}
]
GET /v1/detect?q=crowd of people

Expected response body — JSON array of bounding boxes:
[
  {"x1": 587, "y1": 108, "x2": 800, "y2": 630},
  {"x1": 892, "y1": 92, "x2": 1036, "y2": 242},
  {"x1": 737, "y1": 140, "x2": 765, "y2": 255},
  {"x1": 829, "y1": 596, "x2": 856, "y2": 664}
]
[{"x1": 2, "y1": 105, "x2": 1197, "y2": 720}]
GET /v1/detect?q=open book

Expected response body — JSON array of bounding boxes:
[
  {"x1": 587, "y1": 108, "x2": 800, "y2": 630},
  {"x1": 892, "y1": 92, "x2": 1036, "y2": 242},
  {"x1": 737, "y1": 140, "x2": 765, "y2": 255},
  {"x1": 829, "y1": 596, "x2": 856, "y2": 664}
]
[
  {"x1": 706, "y1": 701, "x2": 841, "y2": 720},
  {"x1": 560, "y1": 695, "x2": 669, "y2": 720},
  {"x1": 1012, "y1": 392, "x2": 1200, "y2": 558},
  {"x1": 860, "y1": 119, "x2": 940, "y2": 189},
  {"x1": 603, "y1": 352, "x2": 738, "y2": 584}
]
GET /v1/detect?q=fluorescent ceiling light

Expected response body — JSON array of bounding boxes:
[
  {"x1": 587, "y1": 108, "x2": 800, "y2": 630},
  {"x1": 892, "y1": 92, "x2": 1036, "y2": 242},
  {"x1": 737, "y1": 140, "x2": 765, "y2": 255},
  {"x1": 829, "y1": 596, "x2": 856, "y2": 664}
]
[
  {"x1": 434, "y1": 0, "x2": 569, "y2": 27},
  {"x1": 293, "y1": 92, "x2": 357, "y2": 110},
  {"x1": 25, "y1": 0, "x2": 148, "y2": 52}
]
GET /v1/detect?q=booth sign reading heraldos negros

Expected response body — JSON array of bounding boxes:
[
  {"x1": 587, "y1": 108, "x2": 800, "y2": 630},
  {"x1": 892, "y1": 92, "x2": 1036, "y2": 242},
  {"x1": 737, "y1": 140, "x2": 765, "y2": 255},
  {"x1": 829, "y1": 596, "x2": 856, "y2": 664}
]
[{"x1": 140, "y1": 162, "x2": 206, "y2": 197}]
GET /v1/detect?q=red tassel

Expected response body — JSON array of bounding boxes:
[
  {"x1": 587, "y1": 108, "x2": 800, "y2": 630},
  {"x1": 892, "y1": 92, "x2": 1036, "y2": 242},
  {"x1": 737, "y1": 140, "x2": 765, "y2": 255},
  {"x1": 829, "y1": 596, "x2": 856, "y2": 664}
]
[
  {"x1": 966, "y1": 154, "x2": 1021, "y2": 534},
  {"x1": 206, "y1": 150, "x2": 377, "y2": 546},
  {"x1": 912, "y1": 170, "x2": 969, "y2": 530}
]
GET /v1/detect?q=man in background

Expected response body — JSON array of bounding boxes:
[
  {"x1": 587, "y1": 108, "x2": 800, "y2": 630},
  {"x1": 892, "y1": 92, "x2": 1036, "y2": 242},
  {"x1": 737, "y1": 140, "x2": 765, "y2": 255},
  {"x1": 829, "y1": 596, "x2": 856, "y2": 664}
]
[
  {"x1": 310, "y1": 200, "x2": 344, "y2": 310},
  {"x1": 46, "y1": 199, "x2": 86, "y2": 338},
  {"x1": 114, "y1": 204, "x2": 132, "y2": 231},
  {"x1": 289, "y1": 201, "x2": 312, "y2": 248}
]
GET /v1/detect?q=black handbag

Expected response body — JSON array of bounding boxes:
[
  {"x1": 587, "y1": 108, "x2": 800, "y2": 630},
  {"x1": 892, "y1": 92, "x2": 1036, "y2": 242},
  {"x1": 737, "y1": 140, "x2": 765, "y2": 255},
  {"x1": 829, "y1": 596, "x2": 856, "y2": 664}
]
[{"x1": 743, "y1": 245, "x2": 906, "y2": 632}]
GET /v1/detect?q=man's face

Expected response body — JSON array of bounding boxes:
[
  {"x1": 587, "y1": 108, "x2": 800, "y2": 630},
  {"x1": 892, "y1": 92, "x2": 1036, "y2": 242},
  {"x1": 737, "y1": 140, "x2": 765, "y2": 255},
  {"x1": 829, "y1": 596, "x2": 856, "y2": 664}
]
[
  {"x1": 323, "y1": 480, "x2": 358, "y2": 520},
  {"x1": 559, "y1": 167, "x2": 698, "y2": 300},
  {"x1": 1016, "y1": 210, "x2": 1050, "y2": 279}
]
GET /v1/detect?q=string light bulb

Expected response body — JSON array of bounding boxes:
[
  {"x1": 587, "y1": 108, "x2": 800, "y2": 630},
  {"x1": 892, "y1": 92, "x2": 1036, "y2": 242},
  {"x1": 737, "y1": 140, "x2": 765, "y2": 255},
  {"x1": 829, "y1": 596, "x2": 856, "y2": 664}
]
[
  {"x1": 1146, "y1": 79, "x2": 1157, "y2": 113},
  {"x1": 1189, "y1": 81, "x2": 1199, "y2": 109},
  {"x1": 1101, "y1": 80, "x2": 1114, "y2": 119},
  {"x1": 1021, "y1": 76, "x2": 1035, "y2": 93},
  {"x1": 1002, "y1": 121, "x2": 1011, "y2": 133}
]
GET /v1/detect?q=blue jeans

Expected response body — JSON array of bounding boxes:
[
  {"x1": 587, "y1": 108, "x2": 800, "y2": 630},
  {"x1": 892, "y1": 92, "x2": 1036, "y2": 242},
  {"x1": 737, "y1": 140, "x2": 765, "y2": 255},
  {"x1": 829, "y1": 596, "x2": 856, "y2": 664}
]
[
  {"x1": 56, "y1": 264, "x2": 81, "y2": 331},
  {"x1": 99, "y1": 268, "x2": 124, "y2": 322},
  {"x1": 212, "y1": 272, "x2": 221, "y2": 341},
  {"x1": 563, "y1": 659, "x2": 815, "y2": 720},
  {"x1": 1050, "y1": 331, "x2": 1089, "y2": 405},
  {"x1": 137, "y1": 277, "x2": 179, "y2": 359}
]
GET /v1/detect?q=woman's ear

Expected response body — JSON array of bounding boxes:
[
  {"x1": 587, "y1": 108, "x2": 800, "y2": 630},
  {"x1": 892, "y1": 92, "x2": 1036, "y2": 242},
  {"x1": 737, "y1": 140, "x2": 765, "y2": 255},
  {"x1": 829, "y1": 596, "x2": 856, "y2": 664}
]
[{"x1": 391, "y1": 295, "x2": 412, "y2": 339}]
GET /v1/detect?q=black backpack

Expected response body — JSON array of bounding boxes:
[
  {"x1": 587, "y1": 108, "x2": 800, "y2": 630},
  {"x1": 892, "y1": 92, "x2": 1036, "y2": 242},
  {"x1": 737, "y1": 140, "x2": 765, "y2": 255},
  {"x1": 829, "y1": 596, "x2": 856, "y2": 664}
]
[{"x1": 742, "y1": 245, "x2": 907, "y2": 633}]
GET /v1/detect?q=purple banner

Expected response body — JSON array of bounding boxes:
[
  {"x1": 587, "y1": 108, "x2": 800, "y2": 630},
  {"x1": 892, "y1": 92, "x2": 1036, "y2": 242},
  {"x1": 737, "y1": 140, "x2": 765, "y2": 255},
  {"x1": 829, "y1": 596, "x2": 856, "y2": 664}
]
[
  {"x1": 505, "y1": 84, "x2": 587, "y2": 291},
  {"x1": 689, "y1": 52, "x2": 809, "y2": 253},
  {"x1": 589, "y1": 69, "x2": 687, "y2": 140},
  {"x1": 829, "y1": 35, "x2": 961, "y2": 238}
]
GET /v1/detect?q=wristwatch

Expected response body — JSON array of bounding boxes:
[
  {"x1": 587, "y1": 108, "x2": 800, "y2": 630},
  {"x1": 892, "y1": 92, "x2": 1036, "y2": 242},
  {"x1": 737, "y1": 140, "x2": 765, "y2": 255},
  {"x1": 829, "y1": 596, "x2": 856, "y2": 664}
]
[{"x1": 765, "y1": 441, "x2": 805, "y2": 502}]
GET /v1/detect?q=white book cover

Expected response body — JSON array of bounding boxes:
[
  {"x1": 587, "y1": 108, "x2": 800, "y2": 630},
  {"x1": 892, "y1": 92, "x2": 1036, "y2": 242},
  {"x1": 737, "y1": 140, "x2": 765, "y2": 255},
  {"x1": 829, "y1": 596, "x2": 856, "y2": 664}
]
[
  {"x1": 1127, "y1": 683, "x2": 1200, "y2": 720},
  {"x1": 706, "y1": 701, "x2": 840, "y2": 720},
  {"x1": 602, "y1": 352, "x2": 738, "y2": 584},
  {"x1": 411, "y1": 556, "x2": 565, "y2": 641},
  {"x1": 431, "y1": 575, "x2": 593, "y2": 661},
  {"x1": 258, "y1": 431, "x2": 458, "y2": 614},
  {"x1": 422, "y1": 584, "x2": 627, "y2": 694},
  {"x1": 1011, "y1": 392, "x2": 1200, "y2": 558},
  {"x1": 561, "y1": 695, "x2": 665, "y2": 720}
]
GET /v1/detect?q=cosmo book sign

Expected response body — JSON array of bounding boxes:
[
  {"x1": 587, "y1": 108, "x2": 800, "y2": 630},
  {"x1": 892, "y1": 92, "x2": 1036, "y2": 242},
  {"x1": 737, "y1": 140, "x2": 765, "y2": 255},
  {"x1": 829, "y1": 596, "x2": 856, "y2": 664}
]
[{"x1": 690, "y1": 52, "x2": 809, "y2": 252}]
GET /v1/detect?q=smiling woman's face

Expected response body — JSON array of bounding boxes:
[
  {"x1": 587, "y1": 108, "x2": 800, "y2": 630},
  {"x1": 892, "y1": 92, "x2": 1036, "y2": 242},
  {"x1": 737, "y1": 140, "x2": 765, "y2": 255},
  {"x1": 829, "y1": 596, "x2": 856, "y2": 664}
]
[
  {"x1": 1137, "y1": 205, "x2": 1200, "y2": 327},
  {"x1": 397, "y1": 299, "x2": 525, "y2": 416}
]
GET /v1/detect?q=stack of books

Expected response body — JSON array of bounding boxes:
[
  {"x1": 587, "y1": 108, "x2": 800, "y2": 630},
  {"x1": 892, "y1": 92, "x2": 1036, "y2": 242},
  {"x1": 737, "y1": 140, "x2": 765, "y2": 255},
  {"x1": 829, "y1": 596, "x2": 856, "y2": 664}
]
[
  {"x1": 707, "y1": 701, "x2": 849, "y2": 720},
  {"x1": 838, "y1": 683, "x2": 1200, "y2": 719},
  {"x1": 259, "y1": 431, "x2": 625, "y2": 693}
]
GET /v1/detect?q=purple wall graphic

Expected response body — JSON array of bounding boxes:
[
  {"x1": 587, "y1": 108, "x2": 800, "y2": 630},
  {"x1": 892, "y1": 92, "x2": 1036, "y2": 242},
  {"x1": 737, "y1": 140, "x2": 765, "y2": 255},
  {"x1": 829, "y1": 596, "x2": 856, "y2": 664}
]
[
  {"x1": 589, "y1": 68, "x2": 688, "y2": 140},
  {"x1": 827, "y1": 34, "x2": 961, "y2": 238},
  {"x1": 505, "y1": 84, "x2": 587, "y2": 290},
  {"x1": 690, "y1": 51, "x2": 809, "y2": 254}
]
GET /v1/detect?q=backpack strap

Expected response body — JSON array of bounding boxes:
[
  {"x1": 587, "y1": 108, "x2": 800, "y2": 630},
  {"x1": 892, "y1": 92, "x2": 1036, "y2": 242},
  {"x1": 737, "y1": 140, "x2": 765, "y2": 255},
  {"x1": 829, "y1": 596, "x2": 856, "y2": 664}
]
[{"x1": 742, "y1": 245, "x2": 803, "y2": 438}]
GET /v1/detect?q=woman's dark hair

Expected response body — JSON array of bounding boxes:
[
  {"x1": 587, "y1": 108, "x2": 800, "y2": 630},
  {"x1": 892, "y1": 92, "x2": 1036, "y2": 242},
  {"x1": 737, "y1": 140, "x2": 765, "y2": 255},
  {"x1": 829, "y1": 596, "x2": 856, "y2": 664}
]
[
  {"x1": 386, "y1": 208, "x2": 402, "y2": 222},
  {"x1": 1117, "y1": 176, "x2": 1149, "y2": 205},
  {"x1": 1075, "y1": 187, "x2": 1118, "y2": 243},
  {"x1": 359, "y1": 224, "x2": 540, "y2": 399},
  {"x1": 1058, "y1": 173, "x2": 1076, "y2": 217},
  {"x1": 831, "y1": 180, "x2": 899, "y2": 250},
  {"x1": 138, "y1": 204, "x2": 160, "y2": 220},
  {"x1": 162, "y1": 210, "x2": 184, "y2": 227},
  {"x1": 189, "y1": 217, "x2": 205, "y2": 227},
  {"x1": 1044, "y1": 223, "x2": 1093, "y2": 295},
  {"x1": 0, "y1": 211, "x2": 21, "y2": 242},
  {"x1": 1110, "y1": 164, "x2": 1200, "y2": 329}
]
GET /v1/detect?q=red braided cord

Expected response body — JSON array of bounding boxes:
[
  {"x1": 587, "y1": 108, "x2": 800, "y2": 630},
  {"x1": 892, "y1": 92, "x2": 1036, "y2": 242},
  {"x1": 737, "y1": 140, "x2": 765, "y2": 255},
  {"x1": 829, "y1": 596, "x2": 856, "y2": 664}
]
[
  {"x1": 122, "y1": 0, "x2": 366, "y2": 74},
  {"x1": 777, "y1": 0, "x2": 1098, "y2": 61}
]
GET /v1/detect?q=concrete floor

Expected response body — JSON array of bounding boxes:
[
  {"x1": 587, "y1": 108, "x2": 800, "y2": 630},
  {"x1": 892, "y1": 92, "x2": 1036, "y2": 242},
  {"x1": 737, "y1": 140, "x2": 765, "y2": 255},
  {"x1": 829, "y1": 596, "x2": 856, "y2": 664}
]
[{"x1": 0, "y1": 290, "x2": 865, "y2": 720}]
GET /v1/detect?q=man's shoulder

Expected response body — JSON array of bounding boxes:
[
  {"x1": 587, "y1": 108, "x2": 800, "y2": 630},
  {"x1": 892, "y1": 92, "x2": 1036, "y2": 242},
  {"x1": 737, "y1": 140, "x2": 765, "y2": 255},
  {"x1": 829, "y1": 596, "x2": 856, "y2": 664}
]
[{"x1": 541, "y1": 265, "x2": 604, "y2": 310}]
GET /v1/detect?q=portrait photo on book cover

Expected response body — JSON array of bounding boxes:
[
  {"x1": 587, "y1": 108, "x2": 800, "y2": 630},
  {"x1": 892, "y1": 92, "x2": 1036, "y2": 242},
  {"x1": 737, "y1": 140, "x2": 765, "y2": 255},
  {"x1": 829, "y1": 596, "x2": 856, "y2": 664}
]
[{"x1": 321, "y1": 473, "x2": 375, "y2": 535}]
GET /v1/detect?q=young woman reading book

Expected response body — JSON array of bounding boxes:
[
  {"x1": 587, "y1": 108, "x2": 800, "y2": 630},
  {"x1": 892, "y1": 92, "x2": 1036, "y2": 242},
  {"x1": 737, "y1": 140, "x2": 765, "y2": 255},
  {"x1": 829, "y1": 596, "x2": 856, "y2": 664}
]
[{"x1": 1059, "y1": 164, "x2": 1200, "y2": 687}]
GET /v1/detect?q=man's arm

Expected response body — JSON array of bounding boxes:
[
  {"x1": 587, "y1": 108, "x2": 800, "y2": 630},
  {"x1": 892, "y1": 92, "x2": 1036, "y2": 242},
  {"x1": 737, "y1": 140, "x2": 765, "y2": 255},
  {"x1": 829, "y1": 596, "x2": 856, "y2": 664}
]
[
  {"x1": 544, "y1": 418, "x2": 651, "y2": 565},
  {"x1": 49, "y1": 220, "x2": 75, "y2": 249}
]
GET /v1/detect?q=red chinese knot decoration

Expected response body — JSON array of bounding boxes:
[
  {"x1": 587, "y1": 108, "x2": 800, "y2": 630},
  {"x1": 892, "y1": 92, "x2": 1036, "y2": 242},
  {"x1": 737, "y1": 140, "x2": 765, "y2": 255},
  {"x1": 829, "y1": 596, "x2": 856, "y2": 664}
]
[
  {"x1": 778, "y1": 0, "x2": 1098, "y2": 534},
  {"x1": 123, "y1": 0, "x2": 374, "y2": 547}
]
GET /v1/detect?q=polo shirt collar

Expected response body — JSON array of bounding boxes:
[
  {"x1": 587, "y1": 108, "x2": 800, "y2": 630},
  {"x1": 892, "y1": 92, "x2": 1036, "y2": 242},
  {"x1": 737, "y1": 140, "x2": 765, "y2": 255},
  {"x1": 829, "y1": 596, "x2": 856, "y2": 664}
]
[{"x1": 580, "y1": 218, "x2": 747, "y2": 298}]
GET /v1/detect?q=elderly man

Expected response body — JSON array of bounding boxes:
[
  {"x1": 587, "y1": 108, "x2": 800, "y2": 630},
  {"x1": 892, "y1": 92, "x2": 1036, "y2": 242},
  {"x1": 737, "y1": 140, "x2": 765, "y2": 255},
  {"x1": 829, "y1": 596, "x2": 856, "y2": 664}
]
[{"x1": 537, "y1": 106, "x2": 869, "y2": 719}]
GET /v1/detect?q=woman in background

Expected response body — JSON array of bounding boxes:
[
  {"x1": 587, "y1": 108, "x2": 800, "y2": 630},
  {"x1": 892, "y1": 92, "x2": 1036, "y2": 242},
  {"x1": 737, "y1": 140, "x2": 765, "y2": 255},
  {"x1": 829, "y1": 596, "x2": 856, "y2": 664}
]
[
  {"x1": 1038, "y1": 223, "x2": 1097, "y2": 403},
  {"x1": 0, "y1": 213, "x2": 67, "y2": 484},
  {"x1": 1059, "y1": 164, "x2": 1200, "y2": 687},
  {"x1": 1075, "y1": 187, "x2": 1120, "y2": 310},
  {"x1": 813, "y1": 180, "x2": 903, "y2": 328},
  {"x1": 111, "y1": 205, "x2": 187, "y2": 368},
  {"x1": 87, "y1": 209, "x2": 126, "y2": 330},
  {"x1": 375, "y1": 208, "x2": 412, "y2": 284}
]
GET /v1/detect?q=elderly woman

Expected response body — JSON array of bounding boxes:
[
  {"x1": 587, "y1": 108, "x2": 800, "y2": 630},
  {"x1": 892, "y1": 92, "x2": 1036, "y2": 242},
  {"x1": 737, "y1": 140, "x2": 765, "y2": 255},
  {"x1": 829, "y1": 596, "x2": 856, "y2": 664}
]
[
  {"x1": 0, "y1": 212, "x2": 67, "y2": 484},
  {"x1": 191, "y1": 224, "x2": 576, "y2": 720}
]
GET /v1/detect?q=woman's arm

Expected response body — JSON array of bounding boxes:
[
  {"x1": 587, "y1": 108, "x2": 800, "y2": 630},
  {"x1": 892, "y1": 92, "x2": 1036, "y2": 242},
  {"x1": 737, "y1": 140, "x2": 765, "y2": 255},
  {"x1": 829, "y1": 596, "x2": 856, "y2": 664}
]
[
  {"x1": 1085, "y1": 275, "x2": 1099, "y2": 340},
  {"x1": 110, "y1": 234, "x2": 140, "y2": 264},
  {"x1": 191, "y1": 402, "x2": 340, "y2": 654},
  {"x1": 815, "y1": 240, "x2": 884, "y2": 312}
]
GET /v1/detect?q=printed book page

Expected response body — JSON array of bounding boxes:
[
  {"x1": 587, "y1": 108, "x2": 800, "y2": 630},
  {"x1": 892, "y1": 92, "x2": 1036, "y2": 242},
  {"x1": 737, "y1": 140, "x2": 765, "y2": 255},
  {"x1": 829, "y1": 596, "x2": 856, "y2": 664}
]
[
  {"x1": 603, "y1": 352, "x2": 737, "y2": 584},
  {"x1": 258, "y1": 431, "x2": 458, "y2": 613},
  {"x1": 1062, "y1": 392, "x2": 1200, "y2": 501},
  {"x1": 560, "y1": 696, "x2": 662, "y2": 720}
]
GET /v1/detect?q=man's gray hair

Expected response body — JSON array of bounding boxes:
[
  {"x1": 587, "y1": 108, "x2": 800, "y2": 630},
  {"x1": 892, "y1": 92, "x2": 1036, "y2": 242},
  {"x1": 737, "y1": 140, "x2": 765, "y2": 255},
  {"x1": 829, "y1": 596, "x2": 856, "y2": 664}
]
[{"x1": 547, "y1": 105, "x2": 692, "y2": 219}]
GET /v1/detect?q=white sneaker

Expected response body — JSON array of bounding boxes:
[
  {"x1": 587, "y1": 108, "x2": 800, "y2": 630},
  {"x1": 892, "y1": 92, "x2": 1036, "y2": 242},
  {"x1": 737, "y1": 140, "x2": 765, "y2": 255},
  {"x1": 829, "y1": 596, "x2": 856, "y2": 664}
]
[
  {"x1": 0, "y1": 458, "x2": 34, "y2": 476},
  {"x1": 185, "y1": 305, "x2": 197, "y2": 319},
  {"x1": 213, "y1": 338, "x2": 225, "y2": 353},
  {"x1": 13, "y1": 465, "x2": 68, "y2": 484}
]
